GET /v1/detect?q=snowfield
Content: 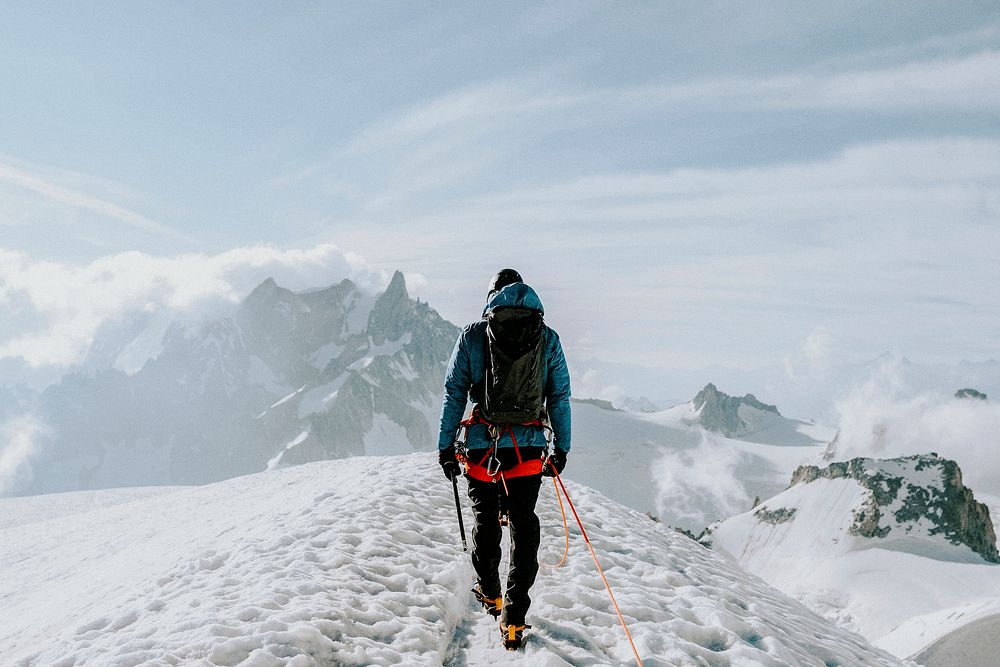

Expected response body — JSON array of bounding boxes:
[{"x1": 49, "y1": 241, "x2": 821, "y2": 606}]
[
  {"x1": 707, "y1": 467, "x2": 1000, "y2": 661},
  {"x1": 2, "y1": 454, "x2": 907, "y2": 666}
]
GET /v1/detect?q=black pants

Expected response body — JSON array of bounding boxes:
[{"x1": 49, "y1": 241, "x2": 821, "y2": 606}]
[{"x1": 467, "y1": 474, "x2": 542, "y2": 626}]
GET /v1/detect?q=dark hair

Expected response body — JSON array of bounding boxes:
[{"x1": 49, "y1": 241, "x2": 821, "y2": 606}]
[{"x1": 488, "y1": 268, "x2": 523, "y2": 298}]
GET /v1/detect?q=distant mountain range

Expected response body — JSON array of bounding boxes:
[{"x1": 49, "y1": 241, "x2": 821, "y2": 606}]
[
  {"x1": 579, "y1": 354, "x2": 1000, "y2": 421},
  {"x1": 17, "y1": 272, "x2": 458, "y2": 495}
]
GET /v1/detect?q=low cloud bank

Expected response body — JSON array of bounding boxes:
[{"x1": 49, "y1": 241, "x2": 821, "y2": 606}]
[
  {"x1": 652, "y1": 431, "x2": 752, "y2": 528},
  {"x1": 830, "y1": 361, "x2": 1000, "y2": 496},
  {"x1": 0, "y1": 244, "x2": 393, "y2": 368},
  {"x1": 0, "y1": 415, "x2": 49, "y2": 496}
]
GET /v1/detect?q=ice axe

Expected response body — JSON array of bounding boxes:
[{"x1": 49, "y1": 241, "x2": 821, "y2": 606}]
[{"x1": 452, "y1": 475, "x2": 468, "y2": 551}]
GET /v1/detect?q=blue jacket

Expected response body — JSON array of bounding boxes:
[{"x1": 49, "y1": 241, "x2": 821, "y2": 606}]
[{"x1": 437, "y1": 283, "x2": 571, "y2": 454}]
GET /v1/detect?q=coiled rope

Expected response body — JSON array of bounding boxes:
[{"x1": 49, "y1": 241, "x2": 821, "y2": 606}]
[{"x1": 539, "y1": 476, "x2": 570, "y2": 569}]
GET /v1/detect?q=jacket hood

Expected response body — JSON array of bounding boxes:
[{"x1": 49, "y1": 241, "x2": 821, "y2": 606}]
[{"x1": 482, "y1": 282, "x2": 544, "y2": 317}]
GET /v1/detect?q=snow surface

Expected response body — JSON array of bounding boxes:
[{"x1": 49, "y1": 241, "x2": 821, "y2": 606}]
[
  {"x1": 910, "y1": 613, "x2": 1000, "y2": 666},
  {"x1": 879, "y1": 598, "x2": 1000, "y2": 660},
  {"x1": 363, "y1": 415, "x2": 413, "y2": 456},
  {"x1": 113, "y1": 310, "x2": 173, "y2": 375},
  {"x1": 310, "y1": 342, "x2": 345, "y2": 370},
  {"x1": 297, "y1": 375, "x2": 350, "y2": 418},
  {"x1": 2, "y1": 454, "x2": 906, "y2": 666},
  {"x1": 708, "y1": 473, "x2": 1000, "y2": 658},
  {"x1": 267, "y1": 431, "x2": 312, "y2": 470}
]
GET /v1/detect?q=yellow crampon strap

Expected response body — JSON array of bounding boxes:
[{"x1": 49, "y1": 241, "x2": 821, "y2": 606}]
[{"x1": 507, "y1": 625, "x2": 525, "y2": 641}]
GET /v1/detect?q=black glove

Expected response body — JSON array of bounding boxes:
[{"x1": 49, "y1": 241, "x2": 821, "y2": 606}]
[
  {"x1": 439, "y1": 446, "x2": 460, "y2": 480},
  {"x1": 543, "y1": 449, "x2": 567, "y2": 477}
]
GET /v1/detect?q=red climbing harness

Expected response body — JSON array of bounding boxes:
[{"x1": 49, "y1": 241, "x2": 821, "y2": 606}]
[{"x1": 456, "y1": 406, "x2": 547, "y2": 482}]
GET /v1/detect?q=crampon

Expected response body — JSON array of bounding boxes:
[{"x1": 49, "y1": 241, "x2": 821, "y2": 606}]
[
  {"x1": 500, "y1": 622, "x2": 530, "y2": 650},
  {"x1": 472, "y1": 585, "x2": 502, "y2": 619}
]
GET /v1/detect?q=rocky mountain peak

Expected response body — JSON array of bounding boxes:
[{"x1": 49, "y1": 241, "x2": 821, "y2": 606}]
[
  {"x1": 244, "y1": 277, "x2": 283, "y2": 302},
  {"x1": 368, "y1": 271, "x2": 412, "y2": 345},
  {"x1": 384, "y1": 270, "x2": 408, "y2": 300},
  {"x1": 692, "y1": 383, "x2": 780, "y2": 437},
  {"x1": 955, "y1": 387, "x2": 988, "y2": 401},
  {"x1": 24, "y1": 270, "x2": 461, "y2": 496},
  {"x1": 791, "y1": 454, "x2": 999, "y2": 563}
]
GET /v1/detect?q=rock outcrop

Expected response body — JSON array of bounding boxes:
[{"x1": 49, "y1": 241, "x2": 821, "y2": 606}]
[
  {"x1": 693, "y1": 383, "x2": 780, "y2": 437},
  {"x1": 955, "y1": 387, "x2": 988, "y2": 401},
  {"x1": 791, "y1": 454, "x2": 999, "y2": 562}
]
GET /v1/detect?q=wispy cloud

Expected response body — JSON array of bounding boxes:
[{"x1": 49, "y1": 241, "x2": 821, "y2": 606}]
[
  {"x1": 613, "y1": 50, "x2": 1000, "y2": 111},
  {"x1": 434, "y1": 137, "x2": 1000, "y2": 238},
  {"x1": 0, "y1": 244, "x2": 391, "y2": 368},
  {"x1": 0, "y1": 160, "x2": 198, "y2": 246},
  {"x1": 275, "y1": 48, "x2": 1000, "y2": 222}
]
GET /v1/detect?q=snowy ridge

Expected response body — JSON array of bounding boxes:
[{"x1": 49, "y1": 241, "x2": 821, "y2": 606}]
[
  {"x1": 642, "y1": 384, "x2": 832, "y2": 448},
  {"x1": 1, "y1": 454, "x2": 906, "y2": 666},
  {"x1": 706, "y1": 455, "x2": 1000, "y2": 658}
]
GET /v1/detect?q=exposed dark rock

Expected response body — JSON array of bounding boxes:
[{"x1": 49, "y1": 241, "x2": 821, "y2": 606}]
[
  {"x1": 573, "y1": 397, "x2": 619, "y2": 411},
  {"x1": 955, "y1": 388, "x2": 988, "y2": 401},
  {"x1": 791, "y1": 454, "x2": 999, "y2": 562},
  {"x1": 692, "y1": 383, "x2": 780, "y2": 437},
  {"x1": 367, "y1": 271, "x2": 411, "y2": 345},
  {"x1": 755, "y1": 506, "x2": 797, "y2": 524}
]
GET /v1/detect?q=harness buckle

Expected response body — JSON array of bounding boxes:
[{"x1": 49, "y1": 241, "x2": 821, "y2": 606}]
[
  {"x1": 485, "y1": 451, "x2": 502, "y2": 477},
  {"x1": 485, "y1": 426, "x2": 503, "y2": 478}
]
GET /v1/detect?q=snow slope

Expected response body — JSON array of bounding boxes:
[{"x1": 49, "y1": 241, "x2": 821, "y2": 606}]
[
  {"x1": 2, "y1": 454, "x2": 906, "y2": 666},
  {"x1": 706, "y1": 459, "x2": 1000, "y2": 660}
]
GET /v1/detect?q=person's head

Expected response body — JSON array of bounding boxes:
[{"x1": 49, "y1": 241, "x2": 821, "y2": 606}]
[{"x1": 487, "y1": 268, "x2": 523, "y2": 300}]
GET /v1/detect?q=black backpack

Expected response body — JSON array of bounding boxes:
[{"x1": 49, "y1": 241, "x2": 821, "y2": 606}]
[{"x1": 481, "y1": 306, "x2": 547, "y2": 424}]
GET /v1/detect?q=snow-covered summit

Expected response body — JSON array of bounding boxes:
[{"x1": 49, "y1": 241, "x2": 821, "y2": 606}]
[
  {"x1": 2, "y1": 454, "x2": 907, "y2": 666},
  {"x1": 789, "y1": 454, "x2": 998, "y2": 562},
  {"x1": 706, "y1": 454, "x2": 1000, "y2": 658},
  {"x1": 646, "y1": 383, "x2": 831, "y2": 448}
]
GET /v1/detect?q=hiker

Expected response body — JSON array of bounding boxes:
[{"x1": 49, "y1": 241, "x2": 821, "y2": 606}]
[{"x1": 437, "y1": 268, "x2": 571, "y2": 650}]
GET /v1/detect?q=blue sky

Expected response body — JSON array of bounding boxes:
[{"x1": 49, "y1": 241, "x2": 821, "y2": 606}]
[{"x1": 1, "y1": 2, "x2": 998, "y2": 395}]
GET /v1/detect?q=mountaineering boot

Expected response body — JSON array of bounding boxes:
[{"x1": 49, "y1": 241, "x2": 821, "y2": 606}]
[
  {"x1": 472, "y1": 584, "x2": 502, "y2": 618},
  {"x1": 500, "y1": 622, "x2": 531, "y2": 650}
]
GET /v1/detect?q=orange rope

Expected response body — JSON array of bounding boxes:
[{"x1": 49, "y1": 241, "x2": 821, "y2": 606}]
[
  {"x1": 540, "y1": 476, "x2": 569, "y2": 568},
  {"x1": 555, "y1": 471, "x2": 643, "y2": 667}
]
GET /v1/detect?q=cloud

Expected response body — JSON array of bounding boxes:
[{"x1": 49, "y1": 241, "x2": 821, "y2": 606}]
[
  {"x1": 0, "y1": 244, "x2": 391, "y2": 368},
  {"x1": 829, "y1": 358, "x2": 1000, "y2": 496},
  {"x1": 794, "y1": 49, "x2": 1000, "y2": 110},
  {"x1": 476, "y1": 136, "x2": 1000, "y2": 213},
  {"x1": 784, "y1": 326, "x2": 837, "y2": 383},
  {"x1": 651, "y1": 431, "x2": 753, "y2": 527},
  {"x1": 0, "y1": 160, "x2": 197, "y2": 245},
  {"x1": 635, "y1": 49, "x2": 1000, "y2": 112},
  {"x1": 0, "y1": 415, "x2": 49, "y2": 496},
  {"x1": 281, "y1": 47, "x2": 1000, "y2": 208}
]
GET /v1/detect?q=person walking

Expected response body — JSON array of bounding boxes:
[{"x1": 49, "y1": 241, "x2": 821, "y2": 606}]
[{"x1": 437, "y1": 268, "x2": 571, "y2": 650}]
